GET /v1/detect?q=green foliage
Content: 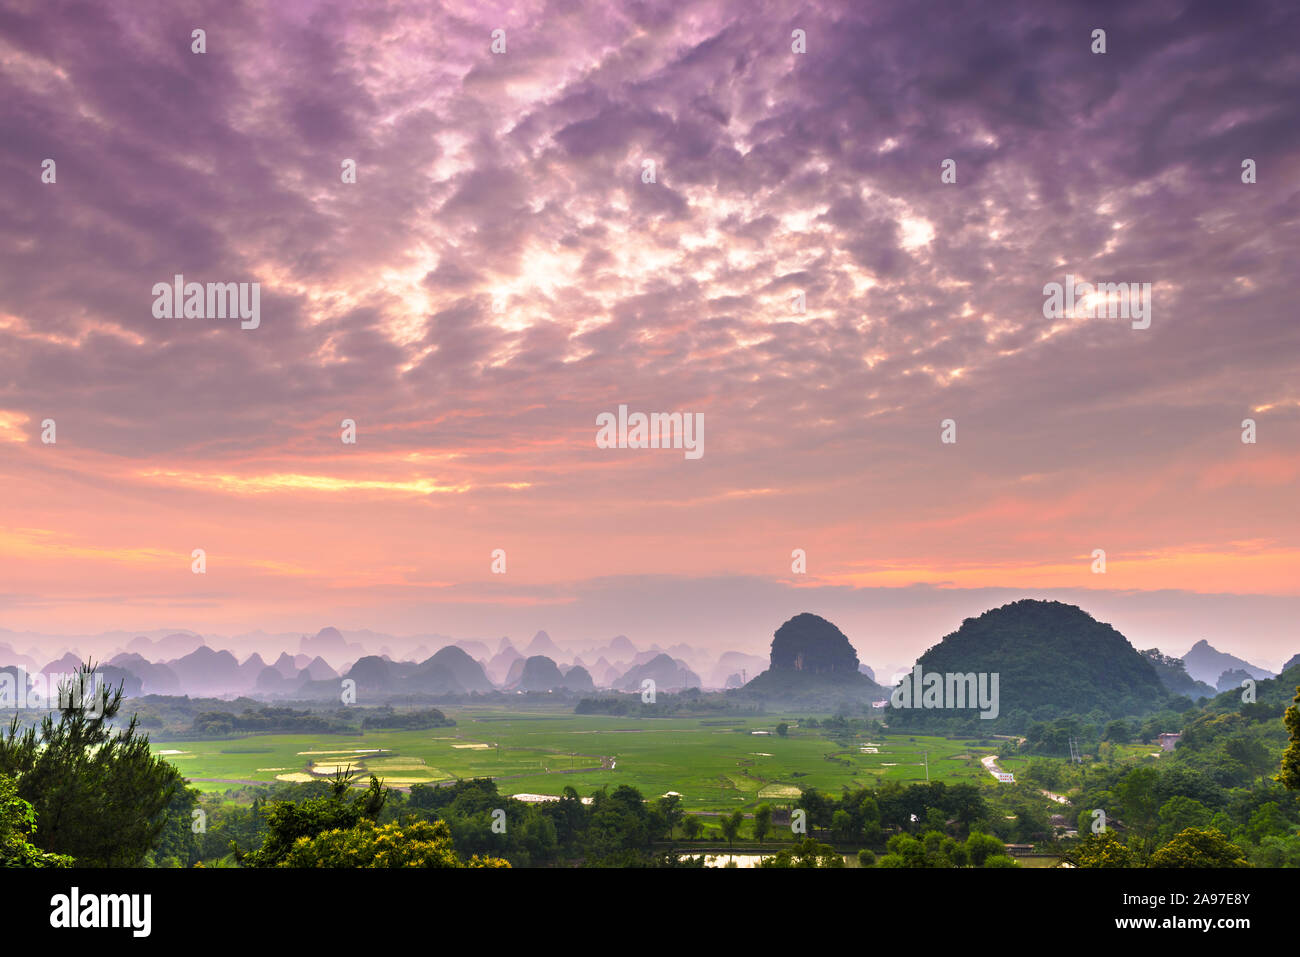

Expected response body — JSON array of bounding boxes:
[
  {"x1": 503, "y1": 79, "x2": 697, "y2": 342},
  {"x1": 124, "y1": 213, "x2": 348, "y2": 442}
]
[
  {"x1": 1242, "y1": 802, "x2": 1290, "y2": 844},
  {"x1": 964, "y1": 831, "x2": 1005, "y2": 867},
  {"x1": 1113, "y1": 766, "x2": 1161, "y2": 838},
  {"x1": 719, "y1": 810, "x2": 744, "y2": 848},
  {"x1": 1102, "y1": 720, "x2": 1133, "y2": 744},
  {"x1": 1156, "y1": 795, "x2": 1212, "y2": 843},
  {"x1": 0, "y1": 775, "x2": 73, "y2": 867},
  {"x1": 278, "y1": 817, "x2": 508, "y2": 867},
  {"x1": 1149, "y1": 827, "x2": 1250, "y2": 868},
  {"x1": 0, "y1": 663, "x2": 183, "y2": 866},
  {"x1": 359, "y1": 707, "x2": 455, "y2": 731},
  {"x1": 863, "y1": 829, "x2": 995, "y2": 867},
  {"x1": 147, "y1": 785, "x2": 203, "y2": 867},
  {"x1": 1280, "y1": 687, "x2": 1300, "y2": 790},
  {"x1": 580, "y1": 784, "x2": 653, "y2": 866},
  {"x1": 240, "y1": 771, "x2": 387, "y2": 867},
  {"x1": 1023, "y1": 758, "x2": 1067, "y2": 791},
  {"x1": 653, "y1": 793, "x2": 684, "y2": 840},
  {"x1": 864, "y1": 780, "x2": 986, "y2": 835},
  {"x1": 759, "y1": 837, "x2": 844, "y2": 868},
  {"x1": 1249, "y1": 832, "x2": 1300, "y2": 867},
  {"x1": 1068, "y1": 831, "x2": 1135, "y2": 868},
  {"x1": 190, "y1": 706, "x2": 352, "y2": 737},
  {"x1": 681, "y1": 814, "x2": 704, "y2": 841}
]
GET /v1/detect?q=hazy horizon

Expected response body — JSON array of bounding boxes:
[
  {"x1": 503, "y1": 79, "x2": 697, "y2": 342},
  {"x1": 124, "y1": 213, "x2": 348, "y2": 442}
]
[{"x1": 4, "y1": 584, "x2": 1294, "y2": 674}]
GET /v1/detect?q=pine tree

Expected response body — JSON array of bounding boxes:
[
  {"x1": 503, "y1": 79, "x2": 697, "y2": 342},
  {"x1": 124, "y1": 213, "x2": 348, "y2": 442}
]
[
  {"x1": 0, "y1": 662, "x2": 184, "y2": 865},
  {"x1": 1279, "y1": 687, "x2": 1300, "y2": 790}
]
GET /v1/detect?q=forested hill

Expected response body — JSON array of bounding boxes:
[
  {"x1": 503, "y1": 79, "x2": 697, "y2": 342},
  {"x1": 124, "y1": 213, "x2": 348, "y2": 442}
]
[{"x1": 889, "y1": 599, "x2": 1168, "y2": 729}]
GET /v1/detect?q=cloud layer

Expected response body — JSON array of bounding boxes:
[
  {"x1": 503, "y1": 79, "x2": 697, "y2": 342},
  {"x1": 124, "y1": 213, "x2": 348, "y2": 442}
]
[{"x1": 1, "y1": 0, "x2": 1297, "y2": 652}]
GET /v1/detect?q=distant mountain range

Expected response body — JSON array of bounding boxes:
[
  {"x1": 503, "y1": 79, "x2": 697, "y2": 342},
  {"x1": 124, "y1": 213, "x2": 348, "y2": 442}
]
[
  {"x1": 1140, "y1": 649, "x2": 1216, "y2": 700},
  {"x1": 1179, "y1": 638, "x2": 1274, "y2": 687},
  {"x1": 1, "y1": 616, "x2": 1292, "y2": 713},
  {"x1": 0, "y1": 626, "x2": 736, "y2": 700}
]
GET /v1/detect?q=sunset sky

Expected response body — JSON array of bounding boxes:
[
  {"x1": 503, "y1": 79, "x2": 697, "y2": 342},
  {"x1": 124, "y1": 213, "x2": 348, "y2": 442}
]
[{"x1": 1, "y1": 0, "x2": 1297, "y2": 665}]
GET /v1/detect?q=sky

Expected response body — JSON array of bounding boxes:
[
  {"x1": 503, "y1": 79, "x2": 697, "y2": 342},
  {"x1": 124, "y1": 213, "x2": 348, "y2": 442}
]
[{"x1": 1, "y1": 0, "x2": 1297, "y2": 667}]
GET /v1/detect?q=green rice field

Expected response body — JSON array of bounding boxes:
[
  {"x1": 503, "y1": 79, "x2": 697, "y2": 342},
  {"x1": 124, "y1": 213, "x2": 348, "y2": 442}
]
[{"x1": 155, "y1": 708, "x2": 1022, "y2": 811}]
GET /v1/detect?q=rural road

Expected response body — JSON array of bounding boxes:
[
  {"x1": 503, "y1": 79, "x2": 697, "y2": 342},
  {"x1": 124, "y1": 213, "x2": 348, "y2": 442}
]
[{"x1": 981, "y1": 754, "x2": 1070, "y2": 804}]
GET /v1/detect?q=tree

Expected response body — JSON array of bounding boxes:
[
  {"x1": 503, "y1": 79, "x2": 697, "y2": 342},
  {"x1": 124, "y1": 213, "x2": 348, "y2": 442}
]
[
  {"x1": 279, "y1": 818, "x2": 509, "y2": 868},
  {"x1": 0, "y1": 775, "x2": 73, "y2": 867},
  {"x1": 775, "y1": 723, "x2": 789, "y2": 737},
  {"x1": 719, "y1": 810, "x2": 744, "y2": 849},
  {"x1": 1067, "y1": 831, "x2": 1135, "y2": 868},
  {"x1": 884, "y1": 833, "x2": 927, "y2": 867},
  {"x1": 150, "y1": 785, "x2": 203, "y2": 867},
  {"x1": 1009, "y1": 802, "x2": 1050, "y2": 843},
  {"x1": 0, "y1": 663, "x2": 183, "y2": 866},
  {"x1": 1102, "y1": 720, "x2": 1132, "y2": 744},
  {"x1": 1224, "y1": 735, "x2": 1272, "y2": 788},
  {"x1": 582, "y1": 784, "x2": 652, "y2": 865},
  {"x1": 1242, "y1": 803, "x2": 1289, "y2": 845},
  {"x1": 1156, "y1": 796, "x2": 1211, "y2": 843},
  {"x1": 943, "y1": 837, "x2": 970, "y2": 867},
  {"x1": 1150, "y1": 827, "x2": 1249, "y2": 868},
  {"x1": 518, "y1": 807, "x2": 560, "y2": 864},
  {"x1": 752, "y1": 804, "x2": 772, "y2": 843},
  {"x1": 796, "y1": 787, "x2": 835, "y2": 828},
  {"x1": 964, "y1": 831, "x2": 1004, "y2": 867},
  {"x1": 653, "y1": 794, "x2": 684, "y2": 841},
  {"x1": 1024, "y1": 759, "x2": 1064, "y2": 791},
  {"x1": 1250, "y1": 832, "x2": 1300, "y2": 868},
  {"x1": 1114, "y1": 766, "x2": 1161, "y2": 839},
  {"x1": 681, "y1": 814, "x2": 704, "y2": 841},
  {"x1": 832, "y1": 809, "x2": 856, "y2": 841},
  {"x1": 240, "y1": 771, "x2": 386, "y2": 867},
  {"x1": 1278, "y1": 687, "x2": 1300, "y2": 790},
  {"x1": 644, "y1": 805, "x2": 668, "y2": 848},
  {"x1": 945, "y1": 782, "x2": 987, "y2": 827}
]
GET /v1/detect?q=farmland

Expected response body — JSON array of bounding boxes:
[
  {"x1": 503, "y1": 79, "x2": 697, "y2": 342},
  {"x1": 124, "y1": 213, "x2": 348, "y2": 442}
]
[{"x1": 155, "y1": 707, "x2": 1015, "y2": 811}]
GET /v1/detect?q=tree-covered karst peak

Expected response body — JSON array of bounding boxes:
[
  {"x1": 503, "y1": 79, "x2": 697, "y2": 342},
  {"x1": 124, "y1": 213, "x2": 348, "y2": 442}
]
[
  {"x1": 769, "y1": 613, "x2": 860, "y2": 674},
  {"x1": 516, "y1": 655, "x2": 565, "y2": 692},
  {"x1": 894, "y1": 599, "x2": 1167, "y2": 728},
  {"x1": 737, "y1": 614, "x2": 881, "y2": 710}
]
